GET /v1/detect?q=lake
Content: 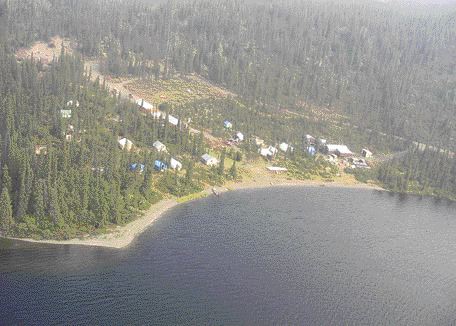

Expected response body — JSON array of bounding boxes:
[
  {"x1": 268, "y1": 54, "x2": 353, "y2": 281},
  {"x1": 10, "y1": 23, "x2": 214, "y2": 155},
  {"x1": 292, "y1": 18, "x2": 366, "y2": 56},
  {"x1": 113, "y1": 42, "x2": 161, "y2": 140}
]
[{"x1": 1, "y1": 187, "x2": 456, "y2": 325}]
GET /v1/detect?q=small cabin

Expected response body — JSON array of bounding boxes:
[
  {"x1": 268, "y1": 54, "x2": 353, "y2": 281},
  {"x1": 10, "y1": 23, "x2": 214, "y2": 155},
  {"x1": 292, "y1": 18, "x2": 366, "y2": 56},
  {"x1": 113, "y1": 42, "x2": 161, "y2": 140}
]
[
  {"x1": 129, "y1": 163, "x2": 145, "y2": 173},
  {"x1": 170, "y1": 158, "x2": 183, "y2": 171},
  {"x1": 201, "y1": 154, "x2": 219, "y2": 166},
  {"x1": 154, "y1": 160, "x2": 168, "y2": 172},
  {"x1": 118, "y1": 137, "x2": 134, "y2": 152},
  {"x1": 153, "y1": 140, "x2": 167, "y2": 152}
]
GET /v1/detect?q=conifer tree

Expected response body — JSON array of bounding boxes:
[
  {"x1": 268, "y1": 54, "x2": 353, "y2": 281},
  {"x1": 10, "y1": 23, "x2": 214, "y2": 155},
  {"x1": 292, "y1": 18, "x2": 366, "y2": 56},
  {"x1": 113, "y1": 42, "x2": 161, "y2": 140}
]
[
  {"x1": 229, "y1": 160, "x2": 237, "y2": 180},
  {"x1": 0, "y1": 187, "x2": 14, "y2": 234},
  {"x1": 218, "y1": 149, "x2": 226, "y2": 175}
]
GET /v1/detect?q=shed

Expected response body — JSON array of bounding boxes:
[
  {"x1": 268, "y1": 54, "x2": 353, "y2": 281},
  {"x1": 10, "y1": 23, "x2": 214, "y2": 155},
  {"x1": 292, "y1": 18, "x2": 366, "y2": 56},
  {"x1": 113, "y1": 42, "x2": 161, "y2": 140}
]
[
  {"x1": 317, "y1": 138, "x2": 327, "y2": 146},
  {"x1": 326, "y1": 144, "x2": 353, "y2": 157},
  {"x1": 254, "y1": 137, "x2": 264, "y2": 147},
  {"x1": 361, "y1": 148, "x2": 373, "y2": 158},
  {"x1": 136, "y1": 99, "x2": 154, "y2": 111},
  {"x1": 259, "y1": 148, "x2": 272, "y2": 158},
  {"x1": 170, "y1": 158, "x2": 183, "y2": 171},
  {"x1": 224, "y1": 121, "x2": 233, "y2": 129},
  {"x1": 268, "y1": 146, "x2": 278, "y2": 156},
  {"x1": 267, "y1": 166, "x2": 288, "y2": 174},
  {"x1": 35, "y1": 145, "x2": 48, "y2": 156},
  {"x1": 154, "y1": 160, "x2": 168, "y2": 172},
  {"x1": 60, "y1": 109, "x2": 72, "y2": 118},
  {"x1": 201, "y1": 154, "x2": 219, "y2": 166},
  {"x1": 235, "y1": 132, "x2": 244, "y2": 142},
  {"x1": 129, "y1": 163, "x2": 145, "y2": 173},
  {"x1": 259, "y1": 147, "x2": 277, "y2": 158},
  {"x1": 151, "y1": 111, "x2": 162, "y2": 119},
  {"x1": 66, "y1": 100, "x2": 80, "y2": 107},
  {"x1": 153, "y1": 140, "x2": 167, "y2": 152},
  {"x1": 307, "y1": 146, "x2": 317, "y2": 156},
  {"x1": 168, "y1": 115, "x2": 179, "y2": 126}
]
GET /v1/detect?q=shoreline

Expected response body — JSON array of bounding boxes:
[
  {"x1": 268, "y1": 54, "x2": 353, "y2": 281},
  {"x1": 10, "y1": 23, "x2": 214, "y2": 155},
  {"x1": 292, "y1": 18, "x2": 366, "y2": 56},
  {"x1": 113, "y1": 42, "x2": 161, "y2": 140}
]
[{"x1": 3, "y1": 179, "x2": 383, "y2": 249}]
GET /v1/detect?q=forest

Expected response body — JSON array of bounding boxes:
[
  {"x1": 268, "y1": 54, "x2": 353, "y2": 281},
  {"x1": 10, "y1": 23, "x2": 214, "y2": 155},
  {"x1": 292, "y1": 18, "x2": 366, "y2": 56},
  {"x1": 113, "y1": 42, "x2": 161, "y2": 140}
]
[
  {"x1": 0, "y1": 0, "x2": 455, "y2": 238},
  {"x1": 1, "y1": 0, "x2": 454, "y2": 149}
]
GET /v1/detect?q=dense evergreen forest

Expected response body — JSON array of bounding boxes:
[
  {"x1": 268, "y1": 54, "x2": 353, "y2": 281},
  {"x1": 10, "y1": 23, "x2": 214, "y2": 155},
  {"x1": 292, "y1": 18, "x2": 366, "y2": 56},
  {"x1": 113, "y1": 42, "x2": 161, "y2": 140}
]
[
  {"x1": 1, "y1": 0, "x2": 454, "y2": 149},
  {"x1": 0, "y1": 47, "x2": 242, "y2": 239},
  {"x1": 0, "y1": 0, "x2": 455, "y2": 239}
]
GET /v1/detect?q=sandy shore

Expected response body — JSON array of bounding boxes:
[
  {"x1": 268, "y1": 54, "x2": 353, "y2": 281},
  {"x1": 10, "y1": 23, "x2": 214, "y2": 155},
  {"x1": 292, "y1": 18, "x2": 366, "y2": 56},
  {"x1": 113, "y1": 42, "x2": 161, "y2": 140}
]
[{"x1": 4, "y1": 179, "x2": 383, "y2": 249}]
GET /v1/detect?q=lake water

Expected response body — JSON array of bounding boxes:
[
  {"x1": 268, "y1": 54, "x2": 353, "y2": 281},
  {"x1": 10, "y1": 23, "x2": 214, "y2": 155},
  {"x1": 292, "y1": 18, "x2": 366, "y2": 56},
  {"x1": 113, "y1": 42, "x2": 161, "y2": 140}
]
[{"x1": 1, "y1": 187, "x2": 456, "y2": 325}]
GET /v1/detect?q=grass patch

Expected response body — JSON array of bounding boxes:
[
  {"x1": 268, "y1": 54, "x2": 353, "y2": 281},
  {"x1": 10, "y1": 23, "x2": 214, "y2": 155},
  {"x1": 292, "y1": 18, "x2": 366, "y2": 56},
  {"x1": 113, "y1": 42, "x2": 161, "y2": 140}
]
[
  {"x1": 176, "y1": 192, "x2": 209, "y2": 203},
  {"x1": 125, "y1": 75, "x2": 232, "y2": 106}
]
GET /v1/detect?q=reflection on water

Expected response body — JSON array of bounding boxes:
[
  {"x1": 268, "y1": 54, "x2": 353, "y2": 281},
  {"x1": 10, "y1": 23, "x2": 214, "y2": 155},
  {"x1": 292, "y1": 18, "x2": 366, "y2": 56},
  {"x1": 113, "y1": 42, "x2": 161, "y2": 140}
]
[{"x1": 1, "y1": 187, "x2": 455, "y2": 325}]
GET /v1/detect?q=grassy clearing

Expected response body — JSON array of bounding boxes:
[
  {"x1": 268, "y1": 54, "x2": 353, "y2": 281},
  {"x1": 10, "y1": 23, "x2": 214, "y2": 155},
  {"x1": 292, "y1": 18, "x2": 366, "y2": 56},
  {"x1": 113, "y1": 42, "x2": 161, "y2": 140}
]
[
  {"x1": 15, "y1": 36, "x2": 73, "y2": 63},
  {"x1": 124, "y1": 75, "x2": 232, "y2": 106}
]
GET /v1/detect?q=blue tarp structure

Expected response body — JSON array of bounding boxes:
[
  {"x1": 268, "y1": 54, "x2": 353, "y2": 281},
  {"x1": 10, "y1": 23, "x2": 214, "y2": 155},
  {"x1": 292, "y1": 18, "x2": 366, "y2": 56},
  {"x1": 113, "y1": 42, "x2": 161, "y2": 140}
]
[
  {"x1": 154, "y1": 160, "x2": 167, "y2": 171},
  {"x1": 224, "y1": 120, "x2": 233, "y2": 129},
  {"x1": 129, "y1": 163, "x2": 145, "y2": 173},
  {"x1": 307, "y1": 146, "x2": 317, "y2": 156}
]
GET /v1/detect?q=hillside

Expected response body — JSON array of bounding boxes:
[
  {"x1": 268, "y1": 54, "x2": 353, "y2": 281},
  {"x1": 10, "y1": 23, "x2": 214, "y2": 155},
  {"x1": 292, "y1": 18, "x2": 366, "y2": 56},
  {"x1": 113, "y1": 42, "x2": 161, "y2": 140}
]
[{"x1": 0, "y1": 0, "x2": 456, "y2": 240}]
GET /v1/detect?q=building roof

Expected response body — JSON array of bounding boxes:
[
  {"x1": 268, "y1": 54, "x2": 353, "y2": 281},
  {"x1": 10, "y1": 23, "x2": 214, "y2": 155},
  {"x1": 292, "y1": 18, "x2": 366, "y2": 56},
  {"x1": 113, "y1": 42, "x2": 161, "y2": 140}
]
[
  {"x1": 201, "y1": 154, "x2": 215, "y2": 161},
  {"x1": 267, "y1": 166, "x2": 288, "y2": 172},
  {"x1": 326, "y1": 144, "x2": 353, "y2": 155},
  {"x1": 153, "y1": 140, "x2": 165, "y2": 148},
  {"x1": 136, "y1": 99, "x2": 154, "y2": 110},
  {"x1": 118, "y1": 137, "x2": 132, "y2": 146},
  {"x1": 279, "y1": 143, "x2": 289, "y2": 152},
  {"x1": 168, "y1": 115, "x2": 179, "y2": 126},
  {"x1": 170, "y1": 158, "x2": 182, "y2": 169},
  {"x1": 154, "y1": 160, "x2": 167, "y2": 169},
  {"x1": 66, "y1": 100, "x2": 79, "y2": 107}
]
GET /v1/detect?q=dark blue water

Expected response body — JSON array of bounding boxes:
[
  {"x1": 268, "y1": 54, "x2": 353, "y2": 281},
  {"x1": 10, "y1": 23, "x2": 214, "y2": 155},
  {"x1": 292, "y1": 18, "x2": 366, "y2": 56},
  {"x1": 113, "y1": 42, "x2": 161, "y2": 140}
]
[{"x1": 1, "y1": 187, "x2": 456, "y2": 325}]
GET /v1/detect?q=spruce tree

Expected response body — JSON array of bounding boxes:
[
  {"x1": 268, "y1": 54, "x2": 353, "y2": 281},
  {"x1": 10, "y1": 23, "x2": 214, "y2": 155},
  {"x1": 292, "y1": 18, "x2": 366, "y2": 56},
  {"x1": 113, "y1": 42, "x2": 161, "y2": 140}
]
[
  {"x1": 0, "y1": 188, "x2": 14, "y2": 234},
  {"x1": 218, "y1": 149, "x2": 226, "y2": 175},
  {"x1": 229, "y1": 160, "x2": 237, "y2": 180}
]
